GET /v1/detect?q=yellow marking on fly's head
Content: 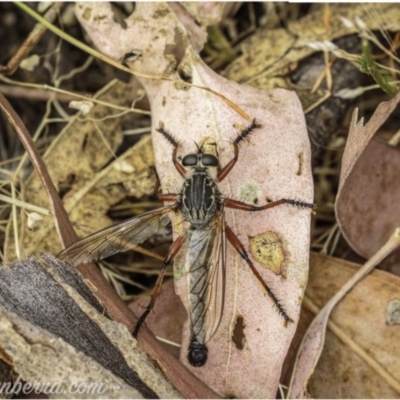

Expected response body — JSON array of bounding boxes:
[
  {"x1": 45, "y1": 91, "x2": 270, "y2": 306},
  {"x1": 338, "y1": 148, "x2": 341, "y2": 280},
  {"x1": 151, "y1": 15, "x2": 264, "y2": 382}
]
[{"x1": 199, "y1": 137, "x2": 218, "y2": 157}]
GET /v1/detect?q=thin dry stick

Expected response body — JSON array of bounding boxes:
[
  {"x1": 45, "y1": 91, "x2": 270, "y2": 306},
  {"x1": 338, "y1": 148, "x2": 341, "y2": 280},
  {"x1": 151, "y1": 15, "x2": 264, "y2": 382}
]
[
  {"x1": 0, "y1": 194, "x2": 51, "y2": 216},
  {"x1": 10, "y1": 183, "x2": 20, "y2": 259},
  {"x1": 0, "y1": 75, "x2": 150, "y2": 114},
  {"x1": 0, "y1": 84, "x2": 90, "y2": 102},
  {"x1": 322, "y1": 3, "x2": 333, "y2": 91}
]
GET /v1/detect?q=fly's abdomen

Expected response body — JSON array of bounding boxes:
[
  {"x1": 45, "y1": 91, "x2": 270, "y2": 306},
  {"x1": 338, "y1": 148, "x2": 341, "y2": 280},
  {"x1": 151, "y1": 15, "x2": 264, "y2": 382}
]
[
  {"x1": 185, "y1": 224, "x2": 225, "y2": 367},
  {"x1": 186, "y1": 228, "x2": 212, "y2": 341},
  {"x1": 186, "y1": 228, "x2": 213, "y2": 366}
]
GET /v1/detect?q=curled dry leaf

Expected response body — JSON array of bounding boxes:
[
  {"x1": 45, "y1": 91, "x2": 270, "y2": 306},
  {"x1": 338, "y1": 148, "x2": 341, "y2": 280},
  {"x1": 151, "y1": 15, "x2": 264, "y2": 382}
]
[
  {"x1": 288, "y1": 229, "x2": 400, "y2": 399},
  {"x1": 289, "y1": 252, "x2": 400, "y2": 398},
  {"x1": 76, "y1": 2, "x2": 313, "y2": 397},
  {"x1": 335, "y1": 90, "x2": 400, "y2": 258}
]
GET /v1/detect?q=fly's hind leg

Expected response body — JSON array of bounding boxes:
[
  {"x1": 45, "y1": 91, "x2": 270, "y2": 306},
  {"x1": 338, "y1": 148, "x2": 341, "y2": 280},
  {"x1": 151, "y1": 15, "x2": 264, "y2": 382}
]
[
  {"x1": 225, "y1": 224, "x2": 293, "y2": 326},
  {"x1": 224, "y1": 198, "x2": 317, "y2": 213},
  {"x1": 157, "y1": 122, "x2": 186, "y2": 178},
  {"x1": 133, "y1": 234, "x2": 185, "y2": 337}
]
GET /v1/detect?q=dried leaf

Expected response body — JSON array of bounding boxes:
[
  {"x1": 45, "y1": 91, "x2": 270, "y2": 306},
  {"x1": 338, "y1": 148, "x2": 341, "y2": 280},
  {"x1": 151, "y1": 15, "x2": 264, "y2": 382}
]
[
  {"x1": 283, "y1": 252, "x2": 400, "y2": 398},
  {"x1": 335, "y1": 90, "x2": 400, "y2": 258},
  {"x1": 288, "y1": 230, "x2": 400, "y2": 398},
  {"x1": 129, "y1": 279, "x2": 186, "y2": 360},
  {"x1": 76, "y1": 3, "x2": 314, "y2": 397}
]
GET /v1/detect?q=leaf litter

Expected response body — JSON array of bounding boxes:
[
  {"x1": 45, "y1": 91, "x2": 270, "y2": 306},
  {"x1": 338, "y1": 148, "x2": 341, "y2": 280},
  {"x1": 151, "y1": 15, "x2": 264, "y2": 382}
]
[{"x1": 1, "y1": 3, "x2": 400, "y2": 399}]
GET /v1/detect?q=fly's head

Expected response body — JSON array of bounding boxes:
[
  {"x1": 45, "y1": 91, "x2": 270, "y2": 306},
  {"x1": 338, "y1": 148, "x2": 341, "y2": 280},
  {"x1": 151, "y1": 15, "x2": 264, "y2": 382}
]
[{"x1": 182, "y1": 138, "x2": 219, "y2": 172}]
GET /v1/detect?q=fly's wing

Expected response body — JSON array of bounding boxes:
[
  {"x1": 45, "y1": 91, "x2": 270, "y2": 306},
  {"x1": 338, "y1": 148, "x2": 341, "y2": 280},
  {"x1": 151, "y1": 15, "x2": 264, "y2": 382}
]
[
  {"x1": 185, "y1": 212, "x2": 226, "y2": 346},
  {"x1": 58, "y1": 206, "x2": 173, "y2": 267}
]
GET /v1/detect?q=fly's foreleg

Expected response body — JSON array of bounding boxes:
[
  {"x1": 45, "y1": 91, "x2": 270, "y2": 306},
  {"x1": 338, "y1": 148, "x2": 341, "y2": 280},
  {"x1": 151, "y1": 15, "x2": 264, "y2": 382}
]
[
  {"x1": 217, "y1": 119, "x2": 262, "y2": 182},
  {"x1": 157, "y1": 122, "x2": 186, "y2": 178},
  {"x1": 133, "y1": 234, "x2": 185, "y2": 337},
  {"x1": 224, "y1": 198, "x2": 317, "y2": 213},
  {"x1": 225, "y1": 224, "x2": 293, "y2": 327}
]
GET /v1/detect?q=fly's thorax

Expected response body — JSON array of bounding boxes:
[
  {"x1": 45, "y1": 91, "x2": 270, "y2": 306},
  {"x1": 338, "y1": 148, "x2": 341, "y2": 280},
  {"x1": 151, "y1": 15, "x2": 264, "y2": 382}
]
[{"x1": 180, "y1": 171, "x2": 222, "y2": 228}]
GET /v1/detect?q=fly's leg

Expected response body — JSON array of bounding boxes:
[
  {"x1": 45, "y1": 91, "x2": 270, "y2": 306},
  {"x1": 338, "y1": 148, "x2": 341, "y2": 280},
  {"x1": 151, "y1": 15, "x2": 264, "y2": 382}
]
[
  {"x1": 151, "y1": 166, "x2": 162, "y2": 197},
  {"x1": 217, "y1": 118, "x2": 317, "y2": 210},
  {"x1": 157, "y1": 122, "x2": 186, "y2": 178},
  {"x1": 224, "y1": 198, "x2": 317, "y2": 213},
  {"x1": 156, "y1": 193, "x2": 179, "y2": 202},
  {"x1": 217, "y1": 119, "x2": 262, "y2": 182},
  {"x1": 225, "y1": 224, "x2": 293, "y2": 327},
  {"x1": 133, "y1": 234, "x2": 185, "y2": 337},
  {"x1": 151, "y1": 165, "x2": 180, "y2": 203},
  {"x1": 135, "y1": 166, "x2": 180, "y2": 336}
]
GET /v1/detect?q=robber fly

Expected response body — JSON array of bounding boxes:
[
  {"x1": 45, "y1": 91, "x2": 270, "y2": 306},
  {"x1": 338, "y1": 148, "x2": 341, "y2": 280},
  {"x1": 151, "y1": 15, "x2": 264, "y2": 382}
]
[{"x1": 58, "y1": 119, "x2": 315, "y2": 367}]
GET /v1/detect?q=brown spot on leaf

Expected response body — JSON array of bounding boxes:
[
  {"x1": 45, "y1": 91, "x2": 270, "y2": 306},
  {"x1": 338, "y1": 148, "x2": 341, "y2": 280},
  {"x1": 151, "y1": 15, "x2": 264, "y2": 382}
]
[
  {"x1": 232, "y1": 315, "x2": 246, "y2": 350},
  {"x1": 297, "y1": 151, "x2": 303, "y2": 175}
]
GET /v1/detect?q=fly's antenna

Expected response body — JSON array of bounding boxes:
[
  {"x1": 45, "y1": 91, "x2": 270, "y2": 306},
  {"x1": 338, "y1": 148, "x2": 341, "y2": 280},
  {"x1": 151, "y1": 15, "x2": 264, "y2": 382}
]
[
  {"x1": 233, "y1": 118, "x2": 263, "y2": 146},
  {"x1": 192, "y1": 140, "x2": 201, "y2": 153}
]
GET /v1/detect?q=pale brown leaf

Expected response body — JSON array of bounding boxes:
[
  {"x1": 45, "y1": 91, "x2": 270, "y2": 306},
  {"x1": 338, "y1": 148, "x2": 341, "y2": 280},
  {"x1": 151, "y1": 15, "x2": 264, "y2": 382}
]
[{"x1": 288, "y1": 229, "x2": 400, "y2": 398}]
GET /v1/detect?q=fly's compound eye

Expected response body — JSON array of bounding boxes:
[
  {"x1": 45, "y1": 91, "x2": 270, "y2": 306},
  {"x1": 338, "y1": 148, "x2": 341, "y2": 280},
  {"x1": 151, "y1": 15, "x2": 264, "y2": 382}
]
[
  {"x1": 201, "y1": 154, "x2": 219, "y2": 167},
  {"x1": 182, "y1": 154, "x2": 198, "y2": 166}
]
